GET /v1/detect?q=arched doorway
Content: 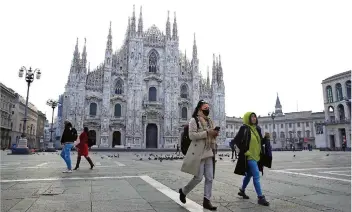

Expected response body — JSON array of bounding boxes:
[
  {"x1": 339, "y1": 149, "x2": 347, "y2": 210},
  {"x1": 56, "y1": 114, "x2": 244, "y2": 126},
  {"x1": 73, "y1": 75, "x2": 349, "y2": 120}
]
[
  {"x1": 146, "y1": 124, "x2": 158, "y2": 148},
  {"x1": 88, "y1": 130, "x2": 96, "y2": 146},
  {"x1": 112, "y1": 131, "x2": 121, "y2": 147}
]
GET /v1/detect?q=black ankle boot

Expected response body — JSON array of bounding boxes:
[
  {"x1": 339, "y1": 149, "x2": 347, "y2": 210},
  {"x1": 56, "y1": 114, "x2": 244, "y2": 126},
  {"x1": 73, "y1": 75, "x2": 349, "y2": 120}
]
[
  {"x1": 203, "y1": 197, "x2": 217, "y2": 211},
  {"x1": 73, "y1": 156, "x2": 81, "y2": 170},
  {"x1": 86, "y1": 157, "x2": 94, "y2": 169},
  {"x1": 238, "y1": 188, "x2": 249, "y2": 199},
  {"x1": 179, "y1": 188, "x2": 186, "y2": 204},
  {"x1": 258, "y1": 195, "x2": 269, "y2": 206}
]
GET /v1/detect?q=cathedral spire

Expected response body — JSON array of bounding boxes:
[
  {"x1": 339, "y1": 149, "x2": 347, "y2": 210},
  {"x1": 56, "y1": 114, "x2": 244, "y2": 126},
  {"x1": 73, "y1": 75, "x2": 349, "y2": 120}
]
[
  {"x1": 88, "y1": 62, "x2": 90, "y2": 73},
  {"x1": 172, "y1": 12, "x2": 178, "y2": 40},
  {"x1": 137, "y1": 6, "x2": 143, "y2": 37},
  {"x1": 275, "y1": 93, "x2": 283, "y2": 115},
  {"x1": 207, "y1": 66, "x2": 210, "y2": 88},
  {"x1": 217, "y1": 54, "x2": 223, "y2": 83},
  {"x1": 106, "y1": 22, "x2": 112, "y2": 53},
  {"x1": 166, "y1": 11, "x2": 171, "y2": 39},
  {"x1": 192, "y1": 33, "x2": 197, "y2": 61},
  {"x1": 72, "y1": 38, "x2": 80, "y2": 68},
  {"x1": 82, "y1": 38, "x2": 87, "y2": 68},
  {"x1": 130, "y1": 5, "x2": 136, "y2": 37},
  {"x1": 212, "y1": 53, "x2": 217, "y2": 84}
]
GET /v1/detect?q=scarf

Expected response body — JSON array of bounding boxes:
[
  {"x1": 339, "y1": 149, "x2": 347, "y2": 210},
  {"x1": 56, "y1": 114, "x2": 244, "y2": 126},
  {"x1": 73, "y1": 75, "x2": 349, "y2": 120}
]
[{"x1": 197, "y1": 110, "x2": 215, "y2": 150}]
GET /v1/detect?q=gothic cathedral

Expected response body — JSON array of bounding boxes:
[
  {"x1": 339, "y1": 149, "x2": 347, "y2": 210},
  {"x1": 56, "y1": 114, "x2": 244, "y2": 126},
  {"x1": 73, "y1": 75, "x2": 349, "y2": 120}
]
[{"x1": 61, "y1": 6, "x2": 226, "y2": 148}]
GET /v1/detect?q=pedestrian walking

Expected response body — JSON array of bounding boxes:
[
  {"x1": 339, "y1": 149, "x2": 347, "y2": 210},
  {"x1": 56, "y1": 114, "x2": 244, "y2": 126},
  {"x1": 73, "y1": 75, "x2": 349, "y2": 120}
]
[
  {"x1": 179, "y1": 100, "x2": 219, "y2": 211},
  {"x1": 60, "y1": 121, "x2": 77, "y2": 173},
  {"x1": 73, "y1": 127, "x2": 95, "y2": 170},
  {"x1": 233, "y1": 112, "x2": 272, "y2": 206},
  {"x1": 176, "y1": 144, "x2": 180, "y2": 155}
]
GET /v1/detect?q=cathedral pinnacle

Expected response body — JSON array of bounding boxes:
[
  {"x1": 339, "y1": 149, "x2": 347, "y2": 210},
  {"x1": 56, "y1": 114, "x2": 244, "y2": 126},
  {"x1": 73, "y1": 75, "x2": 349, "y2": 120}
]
[
  {"x1": 105, "y1": 22, "x2": 113, "y2": 56},
  {"x1": 212, "y1": 53, "x2": 217, "y2": 83},
  {"x1": 130, "y1": 5, "x2": 136, "y2": 36},
  {"x1": 166, "y1": 11, "x2": 171, "y2": 39},
  {"x1": 192, "y1": 33, "x2": 197, "y2": 60},
  {"x1": 138, "y1": 6, "x2": 143, "y2": 36},
  {"x1": 82, "y1": 38, "x2": 87, "y2": 68},
  {"x1": 172, "y1": 12, "x2": 178, "y2": 40},
  {"x1": 207, "y1": 66, "x2": 210, "y2": 88}
]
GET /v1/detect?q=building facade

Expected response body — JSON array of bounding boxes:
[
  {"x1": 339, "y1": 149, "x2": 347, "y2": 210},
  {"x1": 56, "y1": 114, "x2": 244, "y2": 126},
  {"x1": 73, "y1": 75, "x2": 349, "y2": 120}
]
[
  {"x1": 36, "y1": 111, "x2": 46, "y2": 149},
  {"x1": 11, "y1": 95, "x2": 39, "y2": 148},
  {"x1": 322, "y1": 70, "x2": 351, "y2": 148},
  {"x1": 61, "y1": 6, "x2": 226, "y2": 148},
  {"x1": 225, "y1": 94, "x2": 326, "y2": 149},
  {"x1": 0, "y1": 83, "x2": 16, "y2": 148}
]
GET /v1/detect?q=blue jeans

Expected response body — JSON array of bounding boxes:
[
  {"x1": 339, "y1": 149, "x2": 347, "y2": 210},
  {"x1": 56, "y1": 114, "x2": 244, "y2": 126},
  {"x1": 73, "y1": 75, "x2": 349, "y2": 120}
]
[
  {"x1": 60, "y1": 143, "x2": 73, "y2": 170},
  {"x1": 241, "y1": 160, "x2": 263, "y2": 197}
]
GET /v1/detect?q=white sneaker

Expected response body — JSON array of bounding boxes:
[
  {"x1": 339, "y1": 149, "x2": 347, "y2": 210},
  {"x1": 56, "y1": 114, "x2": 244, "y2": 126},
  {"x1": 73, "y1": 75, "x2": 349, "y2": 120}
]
[{"x1": 62, "y1": 170, "x2": 72, "y2": 173}]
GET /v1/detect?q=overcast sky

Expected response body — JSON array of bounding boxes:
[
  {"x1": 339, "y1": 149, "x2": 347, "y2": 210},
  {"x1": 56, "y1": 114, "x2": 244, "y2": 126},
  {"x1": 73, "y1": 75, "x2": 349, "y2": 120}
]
[{"x1": 1, "y1": 0, "x2": 351, "y2": 119}]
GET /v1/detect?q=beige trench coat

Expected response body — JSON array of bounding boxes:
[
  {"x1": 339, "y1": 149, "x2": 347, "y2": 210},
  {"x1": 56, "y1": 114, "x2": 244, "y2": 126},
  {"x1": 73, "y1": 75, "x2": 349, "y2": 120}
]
[{"x1": 181, "y1": 117, "x2": 215, "y2": 176}]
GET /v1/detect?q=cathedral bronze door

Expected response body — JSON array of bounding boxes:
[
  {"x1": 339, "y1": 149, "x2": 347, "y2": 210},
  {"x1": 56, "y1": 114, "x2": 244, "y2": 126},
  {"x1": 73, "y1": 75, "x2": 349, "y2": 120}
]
[
  {"x1": 146, "y1": 124, "x2": 158, "y2": 148},
  {"x1": 88, "y1": 130, "x2": 96, "y2": 146},
  {"x1": 112, "y1": 131, "x2": 121, "y2": 147}
]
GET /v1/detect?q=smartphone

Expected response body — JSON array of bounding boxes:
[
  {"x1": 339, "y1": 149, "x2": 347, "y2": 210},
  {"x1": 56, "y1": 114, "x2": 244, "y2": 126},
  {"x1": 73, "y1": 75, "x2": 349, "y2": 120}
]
[{"x1": 214, "y1": 126, "x2": 220, "y2": 131}]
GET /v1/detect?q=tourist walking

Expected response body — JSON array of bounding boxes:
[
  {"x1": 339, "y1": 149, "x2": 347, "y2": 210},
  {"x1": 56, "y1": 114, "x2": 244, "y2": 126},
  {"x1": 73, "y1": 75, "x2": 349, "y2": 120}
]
[
  {"x1": 233, "y1": 112, "x2": 272, "y2": 206},
  {"x1": 179, "y1": 100, "x2": 219, "y2": 211},
  {"x1": 74, "y1": 127, "x2": 95, "y2": 170},
  {"x1": 60, "y1": 121, "x2": 77, "y2": 173}
]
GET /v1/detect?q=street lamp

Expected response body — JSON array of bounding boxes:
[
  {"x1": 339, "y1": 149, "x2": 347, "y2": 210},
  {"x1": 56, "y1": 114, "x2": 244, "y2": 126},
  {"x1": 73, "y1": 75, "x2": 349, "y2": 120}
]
[
  {"x1": 268, "y1": 112, "x2": 276, "y2": 144},
  {"x1": 16, "y1": 66, "x2": 41, "y2": 152},
  {"x1": 46, "y1": 99, "x2": 59, "y2": 150}
]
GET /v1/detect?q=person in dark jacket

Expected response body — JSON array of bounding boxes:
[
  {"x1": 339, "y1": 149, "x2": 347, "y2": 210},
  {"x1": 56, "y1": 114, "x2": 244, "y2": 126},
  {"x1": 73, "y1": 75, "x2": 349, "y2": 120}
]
[
  {"x1": 233, "y1": 112, "x2": 271, "y2": 206},
  {"x1": 60, "y1": 121, "x2": 75, "y2": 173},
  {"x1": 73, "y1": 127, "x2": 94, "y2": 170}
]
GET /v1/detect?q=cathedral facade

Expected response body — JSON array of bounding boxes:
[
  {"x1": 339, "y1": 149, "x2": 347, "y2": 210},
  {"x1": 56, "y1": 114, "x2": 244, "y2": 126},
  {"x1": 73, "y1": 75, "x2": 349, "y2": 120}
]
[{"x1": 61, "y1": 6, "x2": 226, "y2": 149}]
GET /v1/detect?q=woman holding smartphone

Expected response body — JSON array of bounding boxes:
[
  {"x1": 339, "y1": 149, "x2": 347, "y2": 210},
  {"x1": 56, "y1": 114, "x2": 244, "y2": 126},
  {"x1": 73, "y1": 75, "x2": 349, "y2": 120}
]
[{"x1": 179, "y1": 100, "x2": 219, "y2": 211}]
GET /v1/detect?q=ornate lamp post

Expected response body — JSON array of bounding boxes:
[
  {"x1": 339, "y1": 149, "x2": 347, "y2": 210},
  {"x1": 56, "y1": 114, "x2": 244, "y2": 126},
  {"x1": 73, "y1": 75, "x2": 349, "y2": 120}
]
[
  {"x1": 46, "y1": 99, "x2": 59, "y2": 151},
  {"x1": 15, "y1": 67, "x2": 41, "y2": 153},
  {"x1": 268, "y1": 112, "x2": 276, "y2": 144}
]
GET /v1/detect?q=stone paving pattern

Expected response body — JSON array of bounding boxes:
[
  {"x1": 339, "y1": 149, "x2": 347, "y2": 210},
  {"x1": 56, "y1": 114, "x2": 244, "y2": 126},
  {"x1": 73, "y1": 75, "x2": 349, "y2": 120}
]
[{"x1": 1, "y1": 150, "x2": 351, "y2": 212}]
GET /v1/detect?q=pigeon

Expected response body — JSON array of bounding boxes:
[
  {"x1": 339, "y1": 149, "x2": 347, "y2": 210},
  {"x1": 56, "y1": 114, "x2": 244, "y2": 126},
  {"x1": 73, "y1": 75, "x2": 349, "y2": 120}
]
[
  {"x1": 293, "y1": 155, "x2": 296, "y2": 157},
  {"x1": 219, "y1": 157, "x2": 223, "y2": 160},
  {"x1": 148, "y1": 157, "x2": 152, "y2": 160},
  {"x1": 326, "y1": 154, "x2": 329, "y2": 156},
  {"x1": 139, "y1": 158, "x2": 143, "y2": 161}
]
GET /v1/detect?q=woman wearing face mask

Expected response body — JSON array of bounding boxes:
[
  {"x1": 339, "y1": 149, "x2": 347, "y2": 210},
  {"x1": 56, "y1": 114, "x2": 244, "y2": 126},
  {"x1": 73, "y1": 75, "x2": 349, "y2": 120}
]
[
  {"x1": 233, "y1": 112, "x2": 271, "y2": 206},
  {"x1": 179, "y1": 100, "x2": 219, "y2": 211}
]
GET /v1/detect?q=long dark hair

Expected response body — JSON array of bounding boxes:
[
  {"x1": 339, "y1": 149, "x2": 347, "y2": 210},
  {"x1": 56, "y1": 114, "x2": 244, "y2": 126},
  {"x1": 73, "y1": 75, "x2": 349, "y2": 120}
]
[
  {"x1": 192, "y1": 100, "x2": 207, "y2": 118},
  {"x1": 84, "y1": 127, "x2": 89, "y2": 133}
]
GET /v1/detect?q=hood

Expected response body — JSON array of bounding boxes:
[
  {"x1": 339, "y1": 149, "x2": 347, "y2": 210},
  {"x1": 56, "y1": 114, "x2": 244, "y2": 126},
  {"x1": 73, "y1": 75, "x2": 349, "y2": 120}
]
[{"x1": 243, "y1": 112, "x2": 258, "y2": 126}]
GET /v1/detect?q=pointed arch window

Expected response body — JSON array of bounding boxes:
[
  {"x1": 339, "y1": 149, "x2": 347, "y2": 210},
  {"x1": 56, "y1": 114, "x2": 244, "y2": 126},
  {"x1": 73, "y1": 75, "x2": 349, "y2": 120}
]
[
  {"x1": 114, "y1": 104, "x2": 121, "y2": 117},
  {"x1": 181, "y1": 107, "x2": 187, "y2": 119},
  {"x1": 90, "y1": 103, "x2": 97, "y2": 116},
  {"x1": 335, "y1": 83, "x2": 343, "y2": 101},
  {"x1": 346, "y1": 80, "x2": 351, "y2": 99},
  {"x1": 149, "y1": 52, "x2": 158, "y2": 73},
  {"x1": 115, "y1": 78, "x2": 124, "y2": 95},
  {"x1": 180, "y1": 84, "x2": 188, "y2": 98},
  {"x1": 326, "y1": 86, "x2": 333, "y2": 103},
  {"x1": 148, "y1": 87, "x2": 157, "y2": 101}
]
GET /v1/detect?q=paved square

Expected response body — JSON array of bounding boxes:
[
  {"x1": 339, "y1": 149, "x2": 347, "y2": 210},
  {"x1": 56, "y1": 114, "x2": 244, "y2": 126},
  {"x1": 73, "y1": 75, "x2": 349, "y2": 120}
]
[{"x1": 1, "y1": 150, "x2": 351, "y2": 211}]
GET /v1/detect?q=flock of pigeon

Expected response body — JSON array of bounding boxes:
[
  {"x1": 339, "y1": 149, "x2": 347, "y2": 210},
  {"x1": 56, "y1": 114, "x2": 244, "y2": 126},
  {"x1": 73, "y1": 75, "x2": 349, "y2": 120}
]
[{"x1": 135, "y1": 153, "x2": 185, "y2": 162}]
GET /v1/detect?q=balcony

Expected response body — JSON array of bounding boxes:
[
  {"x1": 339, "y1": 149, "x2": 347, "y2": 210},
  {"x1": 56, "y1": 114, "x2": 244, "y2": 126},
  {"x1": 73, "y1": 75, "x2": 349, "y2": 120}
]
[{"x1": 143, "y1": 100, "x2": 163, "y2": 109}]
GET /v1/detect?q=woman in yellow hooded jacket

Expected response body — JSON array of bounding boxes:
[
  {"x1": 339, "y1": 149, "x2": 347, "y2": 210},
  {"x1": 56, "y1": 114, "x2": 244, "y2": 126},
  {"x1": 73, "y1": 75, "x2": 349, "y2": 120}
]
[{"x1": 233, "y1": 112, "x2": 270, "y2": 206}]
